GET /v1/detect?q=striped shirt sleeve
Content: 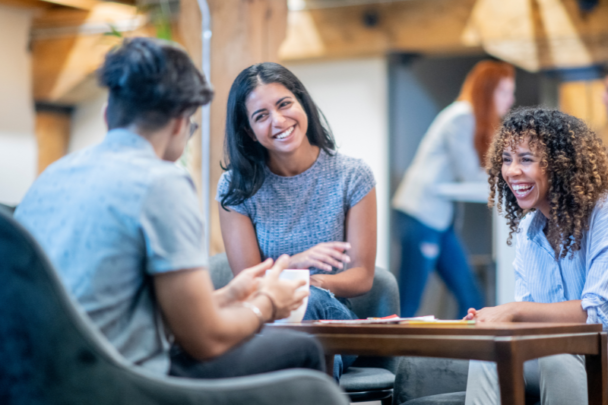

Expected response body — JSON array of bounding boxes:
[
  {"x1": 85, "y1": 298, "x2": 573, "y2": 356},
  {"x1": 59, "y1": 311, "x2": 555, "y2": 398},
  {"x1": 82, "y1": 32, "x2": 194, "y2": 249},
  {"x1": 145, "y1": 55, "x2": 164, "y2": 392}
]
[
  {"x1": 582, "y1": 200, "x2": 608, "y2": 330},
  {"x1": 513, "y1": 229, "x2": 534, "y2": 303}
]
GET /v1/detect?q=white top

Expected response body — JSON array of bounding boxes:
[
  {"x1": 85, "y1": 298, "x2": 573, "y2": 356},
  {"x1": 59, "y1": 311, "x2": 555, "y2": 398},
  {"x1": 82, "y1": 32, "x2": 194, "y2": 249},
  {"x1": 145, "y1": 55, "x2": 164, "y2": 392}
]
[
  {"x1": 392, "y1": 101, "x2": 486, "y2": 231},
  {"x1": 434, "y1": 182, "x2": 489, "y2": 204}
]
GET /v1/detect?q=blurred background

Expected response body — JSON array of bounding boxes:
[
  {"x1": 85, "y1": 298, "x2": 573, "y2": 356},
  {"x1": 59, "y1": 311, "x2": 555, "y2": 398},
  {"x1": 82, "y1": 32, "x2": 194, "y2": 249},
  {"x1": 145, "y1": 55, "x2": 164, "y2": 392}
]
[{"x1": 1, "y1": 0, "x2": 607, "y2": 318}]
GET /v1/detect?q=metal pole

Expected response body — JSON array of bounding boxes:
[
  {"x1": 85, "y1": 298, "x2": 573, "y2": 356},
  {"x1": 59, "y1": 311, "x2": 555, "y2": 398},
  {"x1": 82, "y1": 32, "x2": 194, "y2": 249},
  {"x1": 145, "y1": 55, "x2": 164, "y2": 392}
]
[{"x1": 196, "y1": 0, "x2": 212, "y2": 256}]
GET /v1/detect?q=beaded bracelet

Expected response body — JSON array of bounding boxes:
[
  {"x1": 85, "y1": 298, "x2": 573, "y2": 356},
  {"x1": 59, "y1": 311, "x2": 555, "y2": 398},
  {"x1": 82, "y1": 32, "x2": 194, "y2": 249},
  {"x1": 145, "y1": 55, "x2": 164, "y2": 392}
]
[{"x1": 242, "y1": 301, "x2": 264, "y2": 334}]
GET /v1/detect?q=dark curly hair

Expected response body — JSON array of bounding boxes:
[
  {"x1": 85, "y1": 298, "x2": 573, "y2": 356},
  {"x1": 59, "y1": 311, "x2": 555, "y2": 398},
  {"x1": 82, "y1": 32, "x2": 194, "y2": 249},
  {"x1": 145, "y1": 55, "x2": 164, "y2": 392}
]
[{"x1": 486, "y1": 107, "x2": 608, "y2": 258}]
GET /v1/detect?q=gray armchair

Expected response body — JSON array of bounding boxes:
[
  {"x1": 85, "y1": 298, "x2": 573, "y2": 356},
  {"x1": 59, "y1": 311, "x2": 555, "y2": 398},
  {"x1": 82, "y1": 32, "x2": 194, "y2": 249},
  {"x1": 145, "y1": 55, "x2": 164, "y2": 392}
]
[
  {"x1": 0, "y1": 202, "x2": 15, "y2": 214},
  {"x1": 346, "y1": 264, "x2": 401, "y2": 404},
  {"x1": 393, "y1": 357, "x2": 541, "y2": 405},
  {"x1": 209, "y1": 253, "x2": 400, "y2": 405},
  {"x1": 0, "y1": 210, "x2": 348, "y2": 405},
  {"x1": 394, "y1": 358, "x2": 470, "y2": 405}
]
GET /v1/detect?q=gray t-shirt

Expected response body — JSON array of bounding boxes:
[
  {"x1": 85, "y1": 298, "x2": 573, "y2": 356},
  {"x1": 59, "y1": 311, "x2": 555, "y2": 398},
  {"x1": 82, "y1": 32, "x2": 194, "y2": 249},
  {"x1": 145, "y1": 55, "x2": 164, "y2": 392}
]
[
  {"x1": 216, "y1": 150, "x2": 375, "y2": 275},
  {"x1": 16, "y1": 129, "x2": 208, "y2": 374}
]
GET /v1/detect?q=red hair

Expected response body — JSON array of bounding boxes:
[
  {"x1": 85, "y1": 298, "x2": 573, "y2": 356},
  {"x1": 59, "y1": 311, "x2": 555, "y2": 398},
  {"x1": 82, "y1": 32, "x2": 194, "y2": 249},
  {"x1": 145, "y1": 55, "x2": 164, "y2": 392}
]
[{"x1": 457, "y1": 61, "x2": 515, "y2": 164}]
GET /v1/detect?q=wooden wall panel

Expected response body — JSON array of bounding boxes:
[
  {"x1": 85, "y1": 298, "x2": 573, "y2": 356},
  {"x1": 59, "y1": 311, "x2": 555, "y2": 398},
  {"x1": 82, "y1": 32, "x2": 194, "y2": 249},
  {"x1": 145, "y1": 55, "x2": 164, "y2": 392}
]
[
  {"x1": 35, "y1": 109, "x2": 71, "y2": 174},
  {"x1": 179, "y1": 0, "x2": 288, "y2": 256},
  {"x1": 177, "y1": 0, "x2": 203, "y2": 213},
  {"x1": 559, "y1": 80, "x2": 608, "y2": 144}
]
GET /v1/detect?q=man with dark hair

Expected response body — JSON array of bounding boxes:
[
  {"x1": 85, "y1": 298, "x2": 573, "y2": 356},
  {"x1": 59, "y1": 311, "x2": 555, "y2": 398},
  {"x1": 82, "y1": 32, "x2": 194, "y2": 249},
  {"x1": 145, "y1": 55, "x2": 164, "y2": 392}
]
[{"x1": 15, "y1": 37, "x2": 324, "y2": 379}]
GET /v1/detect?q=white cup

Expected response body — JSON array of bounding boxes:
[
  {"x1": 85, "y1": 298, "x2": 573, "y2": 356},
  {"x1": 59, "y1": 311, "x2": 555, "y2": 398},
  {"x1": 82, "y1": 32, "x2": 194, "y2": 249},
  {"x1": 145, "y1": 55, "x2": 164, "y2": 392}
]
[{"x1": 265, "y1": 269, "x2": 310, "y2": 324}]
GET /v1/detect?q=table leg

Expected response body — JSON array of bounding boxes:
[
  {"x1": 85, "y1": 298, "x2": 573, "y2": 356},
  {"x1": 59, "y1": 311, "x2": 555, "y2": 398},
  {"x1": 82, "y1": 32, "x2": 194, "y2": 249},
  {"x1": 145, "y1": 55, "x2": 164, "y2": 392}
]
[
  {"x1": 495, "y1": 338, "x2": 525, "y2": 405},
  {"x1": 586, "y1": 332, "x2": 608, "y2": 405},
  {"x1": 324, "y1": 354, "x2": 334, "y2": 377}
]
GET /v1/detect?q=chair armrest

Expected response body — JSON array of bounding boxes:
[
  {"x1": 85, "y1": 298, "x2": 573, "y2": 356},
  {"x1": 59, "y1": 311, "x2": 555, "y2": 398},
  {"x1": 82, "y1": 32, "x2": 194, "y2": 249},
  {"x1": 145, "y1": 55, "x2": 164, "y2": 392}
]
[
  {"x1": 209, "y1": 252, "x2": 234, "y2": 289},
  {"x1": 349, "y1": 266, "x2": 401, "y2": 373},
  {"x1": 349, "y1": 267, "x2": 400, "y2": 319},
  {"x1": 394, "y1": 357, "x2": 469, "y2": 403},
  {"x1": 123, "y1": 367, "x2": 350, "y2": 405}
]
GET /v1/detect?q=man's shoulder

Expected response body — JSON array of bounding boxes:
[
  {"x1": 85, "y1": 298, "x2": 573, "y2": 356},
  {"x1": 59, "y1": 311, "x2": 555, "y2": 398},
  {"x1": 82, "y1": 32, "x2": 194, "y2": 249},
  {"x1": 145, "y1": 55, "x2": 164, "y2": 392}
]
[{"x1": 145, "y1": 163, "x2": 197, "y2": 197}]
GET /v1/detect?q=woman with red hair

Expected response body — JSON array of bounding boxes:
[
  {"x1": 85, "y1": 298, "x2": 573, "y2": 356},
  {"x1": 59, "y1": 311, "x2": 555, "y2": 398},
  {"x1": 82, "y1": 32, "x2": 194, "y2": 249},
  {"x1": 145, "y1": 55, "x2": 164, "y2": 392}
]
[{"x1": 392, "y1": 60, "x2": 515, "y2": 317}]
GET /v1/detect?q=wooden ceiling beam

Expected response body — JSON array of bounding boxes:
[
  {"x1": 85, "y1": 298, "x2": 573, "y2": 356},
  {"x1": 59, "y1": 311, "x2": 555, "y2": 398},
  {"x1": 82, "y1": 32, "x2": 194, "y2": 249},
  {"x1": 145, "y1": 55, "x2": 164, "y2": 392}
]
[
  {"x1": 40, "y1": 0, "x2": 98, "y2": 10},
  {"x1": 457, "y1": 0, "x2": 608, "y2": 71},
  {"x1": 31, "y1": 1, "x2": 147, "y2": 104},
  {"x1": 0, "y1": 0, "x2": 101, "y2": 11},
  {"x1": 280, "y1": 0, "x2": 608, "y2": 72},
  {"x1": 0, "y1": 0, "x2": 50, "y2": 9},
  {"x1": 279, "y1": 0, "x2": 481, "y2": 62},
  {"x1": 32, "y1": 1, "x2": 140, "y2": 29}
]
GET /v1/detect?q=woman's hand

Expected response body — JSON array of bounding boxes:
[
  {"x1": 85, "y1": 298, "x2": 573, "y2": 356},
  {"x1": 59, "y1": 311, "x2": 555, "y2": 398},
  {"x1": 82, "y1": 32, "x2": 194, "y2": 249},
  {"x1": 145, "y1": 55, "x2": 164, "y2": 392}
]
[
  {"x1": 464, "y1": 303, "x2": 518, "y2": 323},
  {"x1": 258, "y1": 255, "x2": 310, "y2": 320},
  {"x1": 288, "y1": 242, "x2": 351, "y2": 272},
  {"x1": 464, "y1": 301, "x2": 587, "y2": 325}
]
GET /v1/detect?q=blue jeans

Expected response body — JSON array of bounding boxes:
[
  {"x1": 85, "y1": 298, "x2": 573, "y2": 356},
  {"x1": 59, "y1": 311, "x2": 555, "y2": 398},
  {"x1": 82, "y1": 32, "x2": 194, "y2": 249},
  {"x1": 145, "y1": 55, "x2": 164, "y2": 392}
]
[
  {"x1": 396, "y1": 211, "x2": 483, "y2": 318},
  {"x1": 303, "y1": 285, "x2": 358, "y2": 381}
]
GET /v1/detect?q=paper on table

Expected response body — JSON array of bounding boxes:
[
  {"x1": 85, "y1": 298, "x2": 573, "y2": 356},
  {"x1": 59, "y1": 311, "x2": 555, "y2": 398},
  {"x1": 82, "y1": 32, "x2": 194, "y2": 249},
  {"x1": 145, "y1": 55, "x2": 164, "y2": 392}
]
[
  {"x1": 402, "y1": 319, "x2": 476, "y2": 325},
  {"x1": 316, "y1": 315, "x2": 476, "y2": 325},
  {"x1": 316, "y1": 315, "x2": 436, "y2": 325}
]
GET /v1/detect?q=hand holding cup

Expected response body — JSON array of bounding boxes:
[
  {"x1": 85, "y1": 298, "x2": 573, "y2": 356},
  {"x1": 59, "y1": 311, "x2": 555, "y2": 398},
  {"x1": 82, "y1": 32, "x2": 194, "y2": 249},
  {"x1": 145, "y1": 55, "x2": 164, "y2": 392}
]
[{"x1": 259, "y1": 255, "x2": 309, "y2": 321}]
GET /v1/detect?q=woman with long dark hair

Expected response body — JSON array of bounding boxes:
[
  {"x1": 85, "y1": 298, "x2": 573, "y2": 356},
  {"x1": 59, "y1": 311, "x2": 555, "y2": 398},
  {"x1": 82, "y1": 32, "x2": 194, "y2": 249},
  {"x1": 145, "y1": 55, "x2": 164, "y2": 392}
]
[
  {"x1": 216, "y1": 62, "x2": 377, "y2": 379},
  {"x1": 465, "y1": 107, "x2": 608, "y2": 404},
  {"x1": 392, "y1": 60, "x2": 515, "y2": 317}
]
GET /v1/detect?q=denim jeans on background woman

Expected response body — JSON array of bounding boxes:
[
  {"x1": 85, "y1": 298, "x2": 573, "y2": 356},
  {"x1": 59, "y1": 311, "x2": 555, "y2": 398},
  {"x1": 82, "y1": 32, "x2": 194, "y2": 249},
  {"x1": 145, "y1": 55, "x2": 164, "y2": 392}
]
[{"x1": 396, "y1": 211, "x2": 483, "y2": 318}]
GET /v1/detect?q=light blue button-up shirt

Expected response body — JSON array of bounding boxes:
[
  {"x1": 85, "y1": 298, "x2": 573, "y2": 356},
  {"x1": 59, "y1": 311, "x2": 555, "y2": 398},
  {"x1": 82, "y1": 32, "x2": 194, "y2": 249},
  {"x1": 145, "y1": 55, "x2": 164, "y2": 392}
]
[
  {"x1": 15, "y1": 129, "x2": 207, "y2": 374},
  {"x1": 514, "y1": 199, "x2": 608, "y2": 329}
]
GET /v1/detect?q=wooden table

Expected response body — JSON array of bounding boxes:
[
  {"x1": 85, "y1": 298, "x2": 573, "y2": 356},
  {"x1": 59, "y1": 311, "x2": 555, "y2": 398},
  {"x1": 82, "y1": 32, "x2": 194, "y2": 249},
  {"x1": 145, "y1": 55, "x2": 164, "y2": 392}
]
[{"x1": 268, "y1": 322, "x2": 607, "y2": 405}]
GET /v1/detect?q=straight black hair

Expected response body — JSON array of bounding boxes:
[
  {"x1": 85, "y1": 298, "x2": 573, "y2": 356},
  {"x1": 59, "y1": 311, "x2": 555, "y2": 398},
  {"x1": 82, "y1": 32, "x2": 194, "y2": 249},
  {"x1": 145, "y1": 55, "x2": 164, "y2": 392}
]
[
  {"x1": 220, "y1": 62, "x2": 336, "y2": 209},
  {"x1": 98, "y1": 37, "x2": 213, "y2": 131}
]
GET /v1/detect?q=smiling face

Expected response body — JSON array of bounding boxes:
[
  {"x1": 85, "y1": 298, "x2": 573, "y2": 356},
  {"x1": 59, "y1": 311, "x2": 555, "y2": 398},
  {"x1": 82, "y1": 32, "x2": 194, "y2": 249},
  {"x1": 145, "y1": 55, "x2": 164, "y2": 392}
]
[
  {"x1": 494, "y1": 77, "x2": 516, "y2": 117},
  {"x1": 245, "y1": 82, "x2": 309, "y2": 155},
  {"x1": 501, "y1": 137, "x2": 550, "y2": 217}
]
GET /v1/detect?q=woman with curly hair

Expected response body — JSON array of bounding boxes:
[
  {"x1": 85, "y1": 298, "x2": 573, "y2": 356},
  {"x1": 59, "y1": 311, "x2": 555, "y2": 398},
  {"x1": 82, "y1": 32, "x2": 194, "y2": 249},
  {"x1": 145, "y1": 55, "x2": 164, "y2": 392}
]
[{"x1": 464, "y1": 107, "x2": 608, "y2": 405}]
